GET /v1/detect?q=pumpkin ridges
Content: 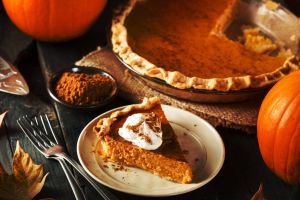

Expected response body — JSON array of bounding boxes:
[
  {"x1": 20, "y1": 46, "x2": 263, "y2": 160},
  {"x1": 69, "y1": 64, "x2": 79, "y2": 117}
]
[
  {"x1": 258, "y1": 95, "x2": 282, "y2": 171},
  {"x1": 274, "y1": 93, "x2": 300, "y2": 183},
  {"x1": 287, "y1": 96, "x2": 300, "y2": 183},
  {"x1": 58, "y1": 0, "x2": 106, "y2": 40},
  {"x1": 285, "y1": 105, "x2": 300, "y2": 183},
  {"x1": 78, "y1": 0, "x2": 91, "y2": 37},
  {"x1": 258, "y1": 70, "x2": 300, "y2": 184},
  {"x1": 49, "y1": 0, "x2": 107, "y2": 40},
  {"x1": 3, "y1": 0, "x2": 107, "y2": 41},
  {"x1": 33, "y1": 0, "x2": 49, "y2": 39},
  {"x1": 258, "y1": 79, "x2": 298, "y2": 171},
  {"x1": 25, "y1": 0, "x2": 35, "y2": 36},
  {"x1": 269, "y1": 92, "x2": 293, "y2": 172}
]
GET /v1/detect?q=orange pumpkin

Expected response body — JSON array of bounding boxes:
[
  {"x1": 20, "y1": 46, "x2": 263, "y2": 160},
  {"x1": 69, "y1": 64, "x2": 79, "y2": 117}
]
[
  {"x1": 3, "y1": 0, "x2": 107, "y2": 42},
  {"x1": 257, "y1": 70, "x2": 300, "y2": 184}
]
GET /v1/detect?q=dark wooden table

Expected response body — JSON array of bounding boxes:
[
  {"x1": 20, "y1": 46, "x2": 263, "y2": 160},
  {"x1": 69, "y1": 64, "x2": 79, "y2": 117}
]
[{"x1": 0, "y1": 1, "x2": 298, "y2": 200}]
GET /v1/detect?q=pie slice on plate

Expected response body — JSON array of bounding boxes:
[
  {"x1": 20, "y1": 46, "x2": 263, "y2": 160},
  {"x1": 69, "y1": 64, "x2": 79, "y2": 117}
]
[
  {"x1": 93, "y1": 97, "x2": 193, "y2": 183},
  {"x1": 111, "y1": 0, "x2": 300, "y2": 92}
]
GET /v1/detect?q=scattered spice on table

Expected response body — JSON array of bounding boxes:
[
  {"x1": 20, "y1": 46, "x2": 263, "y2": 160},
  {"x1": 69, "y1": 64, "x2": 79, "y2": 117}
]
[{"x1": 55, "y1": 72, "x2": 114, "y2": 106}]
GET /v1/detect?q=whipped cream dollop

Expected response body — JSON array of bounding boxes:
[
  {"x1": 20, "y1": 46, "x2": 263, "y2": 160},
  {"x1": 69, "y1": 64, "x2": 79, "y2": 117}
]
[{"x1": 118, "y1": 112, "x2": 163, "y2": 150}]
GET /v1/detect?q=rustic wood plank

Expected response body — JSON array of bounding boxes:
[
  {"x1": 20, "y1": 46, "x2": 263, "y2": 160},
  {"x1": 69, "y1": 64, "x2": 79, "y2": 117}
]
[
  {"x1": 0, "y1": 46, "x2": 75, "y2": 199},
  {"x1": 0, "y1": 122, "x2": 13, "y2": 174}
]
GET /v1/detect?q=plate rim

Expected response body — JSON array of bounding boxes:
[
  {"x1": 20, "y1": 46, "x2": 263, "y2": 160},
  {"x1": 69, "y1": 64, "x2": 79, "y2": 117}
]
[{"x1": 76, "y1": 104, "x2": 225, "y2": 197}]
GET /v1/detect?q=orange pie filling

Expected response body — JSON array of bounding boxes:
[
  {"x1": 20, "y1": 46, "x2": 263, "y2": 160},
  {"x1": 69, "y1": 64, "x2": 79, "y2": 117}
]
[
  {"x1": 94, "y1": 97, "x2": 193, "y2": 184},
  {"x1": 125, "y1": 0, "x2": 286, "y2": 78},
  {"x1": 111, "y1": 0, "x2": 299, "y2": 91}
]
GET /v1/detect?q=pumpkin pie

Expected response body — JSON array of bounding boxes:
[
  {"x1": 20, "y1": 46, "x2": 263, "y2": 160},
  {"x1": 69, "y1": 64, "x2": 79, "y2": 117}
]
[
  {"x1": 111, "y1": 0, "x2": 300, "y2": 91},
  {"x1": 93, "y1": 97, "x2": 193, "y2": 184}
]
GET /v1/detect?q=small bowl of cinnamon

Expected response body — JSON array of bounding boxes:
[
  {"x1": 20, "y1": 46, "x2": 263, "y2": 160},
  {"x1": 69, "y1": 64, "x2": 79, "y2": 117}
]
[{"x1": 48, "y1": 66, "x2": 118, "y2": 109}]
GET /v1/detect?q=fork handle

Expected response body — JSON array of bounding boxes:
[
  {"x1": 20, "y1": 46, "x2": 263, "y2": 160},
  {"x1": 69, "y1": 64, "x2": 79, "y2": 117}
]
[
  {"x1": 57, "y1": 158, "x2": 86, "y2": 200},
  {"x1": 58, "y1": 153, "x2": 118, "y2": 200}
]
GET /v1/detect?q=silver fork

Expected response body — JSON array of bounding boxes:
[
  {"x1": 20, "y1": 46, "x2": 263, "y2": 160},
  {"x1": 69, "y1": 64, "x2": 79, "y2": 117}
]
[
  {"x1": 17, "y1": 115, "x2": 86, "y2": 200},
  {"x1": 17, "y1": 115, "x2": 118, "y2": 200}
]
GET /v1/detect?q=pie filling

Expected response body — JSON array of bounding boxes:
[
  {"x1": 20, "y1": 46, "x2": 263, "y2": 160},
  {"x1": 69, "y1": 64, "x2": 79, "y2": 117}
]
[
  {"x1": 94, "y1": 97, "x2": 193, "y2": 183},
  {"x1": 111, "y1": 0, "x2": 299, "y2": 91},
  {"x1": 125, "y1": 0, "x2": 286, "y2": 78}
]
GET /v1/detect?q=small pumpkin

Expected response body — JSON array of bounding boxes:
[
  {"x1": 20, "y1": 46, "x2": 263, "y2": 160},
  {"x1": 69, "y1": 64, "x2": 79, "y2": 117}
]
[
  {"x1": 257, "y1": 70, "x2": 300, "y2": 184},
  {"x1": 3, "y1": 0, "x2": 107, "y2": 42}
]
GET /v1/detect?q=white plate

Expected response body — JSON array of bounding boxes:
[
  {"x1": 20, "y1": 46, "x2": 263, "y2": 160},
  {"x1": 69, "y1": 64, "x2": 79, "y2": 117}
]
[{"x1": 77, "y1": 105, "x2": 225, "y2": 197}]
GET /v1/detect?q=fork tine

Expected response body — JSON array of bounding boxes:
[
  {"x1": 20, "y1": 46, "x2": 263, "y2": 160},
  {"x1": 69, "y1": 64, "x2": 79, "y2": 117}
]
[
  {"x1": 39, "y1": 115, "x2": 58, "y2": 145},
  {"x1": 33, "y1": 116, "x2": 49, "y2": 143},
  {"x1": 23, "y1": 116, "x2": 56, "y2": 147},
  {"x1": 43, "y1": 114, "x2": 59, "y2": 144},
  {"x1": 39, "y1": 115, "x2": 50, "y2": 136},
  {"x1": 32, "y1": 115, "x2": 51, "y2": 141},
  {"x1": 35, "y1": 115, "x2": 57, "y2": 146},
  {"x1": 33, "y1": 116, "x2": 43, "y2": 135},
  {"x1": 21, "y1": 116, "x2": 51, "y2": 148},
  {"x1": 17, "y1": 118, "x2": 48, "y2": 155}
]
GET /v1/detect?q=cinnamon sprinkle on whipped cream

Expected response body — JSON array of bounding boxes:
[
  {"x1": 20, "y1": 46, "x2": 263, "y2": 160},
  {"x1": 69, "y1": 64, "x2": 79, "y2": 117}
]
[{"x1": 118, "y1": 112, "x2": 162, "y2": 150}]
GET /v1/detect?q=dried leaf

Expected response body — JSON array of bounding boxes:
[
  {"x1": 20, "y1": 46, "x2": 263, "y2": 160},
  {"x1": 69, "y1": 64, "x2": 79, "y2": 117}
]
[
  {"x1": 251, "y1": 184, "x2": 266, "y2": 200},
  {"x1": 0, "y1": 111, "x2": 8, "y2": 128},
  {"x1": 0, "y1": 141, "x2": 48, "y2": 200}
]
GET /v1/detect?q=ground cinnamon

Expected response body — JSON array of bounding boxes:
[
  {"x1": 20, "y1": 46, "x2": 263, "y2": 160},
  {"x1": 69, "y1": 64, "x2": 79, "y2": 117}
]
[{"x1": 55, "y1": 72, "x2": 114, "y2": 106}]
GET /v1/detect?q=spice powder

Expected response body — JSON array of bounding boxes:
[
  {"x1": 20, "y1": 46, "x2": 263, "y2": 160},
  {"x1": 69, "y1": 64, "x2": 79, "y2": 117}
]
[{"x1": 55, "y1": 72, "x2": 114, "y2": 106}]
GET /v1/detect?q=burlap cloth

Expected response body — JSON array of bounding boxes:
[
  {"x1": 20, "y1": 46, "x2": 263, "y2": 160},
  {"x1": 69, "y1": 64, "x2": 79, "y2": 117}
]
[{"x1": 76, "y1": 48, "x2": 263, "y2": 134}]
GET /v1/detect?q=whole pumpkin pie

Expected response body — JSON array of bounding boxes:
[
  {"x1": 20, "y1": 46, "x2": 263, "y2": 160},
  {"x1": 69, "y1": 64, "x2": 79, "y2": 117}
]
[
  {"x1": 93, "y1": 97, "x2": 193, "y2": 183},
  {"x1": 111, "y1": 0, "x2": 300, "y2": 91}
]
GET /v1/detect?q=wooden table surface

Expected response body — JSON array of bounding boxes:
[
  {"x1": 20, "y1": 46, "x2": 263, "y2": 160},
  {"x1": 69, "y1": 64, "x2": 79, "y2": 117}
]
[{"x1": 0, "y1": 1, "x2": 298, "y2": 200}]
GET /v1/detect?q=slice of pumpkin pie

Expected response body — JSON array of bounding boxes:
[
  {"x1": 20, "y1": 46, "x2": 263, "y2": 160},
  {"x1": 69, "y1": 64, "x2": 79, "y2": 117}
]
[{"x1": 93, "y1": 97, "x2": 193, "y2": 184}]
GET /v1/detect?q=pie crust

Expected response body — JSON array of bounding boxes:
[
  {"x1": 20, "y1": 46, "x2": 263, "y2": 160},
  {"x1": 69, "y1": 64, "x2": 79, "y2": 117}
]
[
  {"x1": 111, "y1": 0, "x2": 300, "y2": 92},
  {"x1": 94, "y1": 97, "x2": 162, "y2": 138},
  {"x1": 93, "y1": 97, "x2": 193, "y2": 183}
]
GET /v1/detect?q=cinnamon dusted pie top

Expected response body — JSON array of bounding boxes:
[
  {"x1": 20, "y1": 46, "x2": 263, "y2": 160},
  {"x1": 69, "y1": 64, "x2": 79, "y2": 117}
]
[{"x1": 111, "y1": 0, "x2": 300, "y2": 91}]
